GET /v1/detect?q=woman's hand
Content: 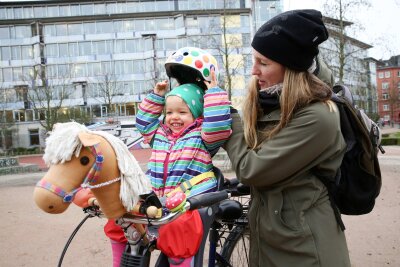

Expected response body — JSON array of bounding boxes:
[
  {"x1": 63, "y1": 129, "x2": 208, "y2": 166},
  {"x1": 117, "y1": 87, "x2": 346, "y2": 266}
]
[
  {"x1": 204, "y1": 67, "x2": 218, "y2": 90},
  {"x1": 154, "y1": 80, "x2": 169, "y2": 96}
]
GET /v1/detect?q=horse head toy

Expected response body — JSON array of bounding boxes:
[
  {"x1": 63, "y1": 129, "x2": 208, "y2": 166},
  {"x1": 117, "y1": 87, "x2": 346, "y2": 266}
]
[{"x1": 33, "y1": 122, "x2": 151, "y2": 219}]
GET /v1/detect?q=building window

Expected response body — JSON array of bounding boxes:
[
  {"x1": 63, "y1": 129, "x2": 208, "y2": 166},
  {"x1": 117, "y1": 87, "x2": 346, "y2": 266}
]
[
  {"x1": 55, "y1": 24, "x2": 67, "y2": 36},
  {"x1": 12, "y1": 25, "x2": 31, "y2": 38},
  {"x1": 12, "y1": 67, "x2": 22, "y2": 81},
  {"x1": 384, "y1": 71, "x2": 391, "y2": 78},
  {"x1": 22, "y1": 46, "x2": 33, "y2": 59},
  {"x1": 25, "y1": 109, "x2": 34, "y2": 121},
  {"x1": 186, "y1": 17, "x2": 198, "y2": 28},
  {"x1": 1, "y1": 46, "x2": 11, "y2": 60},
  {"x1": 59, "y1": 5, "x2": 71, "y2": 16},
  {"x1": 383, "y1": 104, "x2": 389, "y2": 111},
  {"x1": 382, "y1": 82, "x2": 389, "y2": 90},
  {"x1": 29, "y1": 129, "x2": 40, "y2": 146},
  {"x1": 2, "y1": 68, "x2": 12, "y2": 82},
  {"x1": 15, "y1": 86, "x2": 28, "y2": 102},
  {"x1": 0, "y1": 110, "x2": 14, "y2": 123},
  {"x1": 382, "y1": 93, "x2": 389, "y2": 100},
  {"x1": 68, "y1": 23, "x2": 83, "y2": 35},
  {"x1": 47, "y1": 5, "x2": 59, "y2": 17},
  {"x1": 13, "y1": 110, "x2": 25, "y2": 122},
  {"x1": 70, "y1": 5, "x2": 80, "y2": 16},
  {"x1": 11, "y1": 46, "x2": 21, "y2": 60},
  {"x1": 81, "y1": 4, "x2": 94, "y2": 16},
  {"x1": 0, "y1": 26, "x2": 10, "y2": 39},
  {"x1": 94, "y1": 3, "x2": 106, "y2": 14},
  {"x1": 397, "y1": 71, "x2": 400, "y2": 77},
  {"x1": 36, "y1": 110, "x2": 46, "y2": 120},
  {"x1": 174, "y1": 15, "x2": 184, "y2": 29}
]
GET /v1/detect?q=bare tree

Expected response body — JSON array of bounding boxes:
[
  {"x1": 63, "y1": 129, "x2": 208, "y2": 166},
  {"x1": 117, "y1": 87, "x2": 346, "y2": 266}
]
[
  {"x1": 353, "y1": 70, "x2": 369, "y2": 109},
  {"x1": 322, "y1": 0, "x2": 371, "y2": 83},
  {"x1": 0, "y1": 84, "x2": 14, "y2": 153},
  {"x1": 191, "y1": 0, "x2": 250, "y2": 100},
  {"x1": 143, "y1": 34, "x2": 159, "y2": 90},
  {"x1": 96, "y1": 72, "x2": 124, "y2": 117},
  {"x1": 26, "y1": 66, "x2": 72, "y2": 132}
]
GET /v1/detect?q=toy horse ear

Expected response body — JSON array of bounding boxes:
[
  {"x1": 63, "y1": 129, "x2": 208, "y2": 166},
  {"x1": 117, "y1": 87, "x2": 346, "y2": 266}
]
[{"x1": 78, "y1": 132, "x2": 102, "y2": 147}]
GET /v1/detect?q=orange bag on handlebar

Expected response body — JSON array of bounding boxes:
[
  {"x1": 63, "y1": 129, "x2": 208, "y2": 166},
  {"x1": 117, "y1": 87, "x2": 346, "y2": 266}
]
[{"x1": 157, "y1": 210, "x2": 203, "y2": 258}]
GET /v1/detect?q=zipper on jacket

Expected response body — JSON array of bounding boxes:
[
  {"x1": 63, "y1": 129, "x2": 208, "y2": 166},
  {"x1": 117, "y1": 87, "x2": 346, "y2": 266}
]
[{"x1": 162, "y1": 141, "x2": 175, "y2": 195}]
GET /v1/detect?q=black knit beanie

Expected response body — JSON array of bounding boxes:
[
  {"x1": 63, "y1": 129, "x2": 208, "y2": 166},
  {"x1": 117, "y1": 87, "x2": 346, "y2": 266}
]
[{"x1": 251, "y1": 9, "x2": 329, "y2": 71}]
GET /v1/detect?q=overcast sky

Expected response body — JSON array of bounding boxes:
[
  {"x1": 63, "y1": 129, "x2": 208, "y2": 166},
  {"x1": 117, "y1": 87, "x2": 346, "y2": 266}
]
[{"x1": 284, "y1": 0, "x2": 400, "y2": 60}]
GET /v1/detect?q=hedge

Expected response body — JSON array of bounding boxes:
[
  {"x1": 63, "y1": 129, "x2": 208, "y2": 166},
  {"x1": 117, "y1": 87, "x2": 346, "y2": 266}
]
[{"x1": 381, "y1": 138, "x2": 400, "y2": 146}]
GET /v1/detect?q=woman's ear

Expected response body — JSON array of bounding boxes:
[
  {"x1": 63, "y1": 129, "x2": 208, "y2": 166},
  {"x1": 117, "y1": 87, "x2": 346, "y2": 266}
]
[{"x1": 78, "y1": 132, "x2": 102, "y2": 147}]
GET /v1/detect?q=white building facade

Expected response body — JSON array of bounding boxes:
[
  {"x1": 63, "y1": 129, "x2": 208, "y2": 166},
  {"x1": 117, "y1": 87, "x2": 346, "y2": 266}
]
[{"x1": 0, "y1": 0, "x2": 282, "y2": 150}]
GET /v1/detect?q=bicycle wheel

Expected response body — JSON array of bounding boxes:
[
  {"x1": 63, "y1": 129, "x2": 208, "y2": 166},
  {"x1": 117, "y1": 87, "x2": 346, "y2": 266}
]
[{"x1": 219, "y1": 224, "x2": 250, "y2": 266}]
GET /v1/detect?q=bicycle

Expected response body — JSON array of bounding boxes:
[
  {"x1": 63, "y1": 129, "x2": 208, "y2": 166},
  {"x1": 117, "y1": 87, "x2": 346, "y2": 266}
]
[{"x1": 74, "y1": 171, "x2": 250, "y2": 267}]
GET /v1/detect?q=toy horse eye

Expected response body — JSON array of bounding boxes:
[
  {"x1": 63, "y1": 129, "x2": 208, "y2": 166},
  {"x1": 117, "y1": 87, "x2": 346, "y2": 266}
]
[{"x1": 80, "y1": 156, "x2": 90, "y2": 166}]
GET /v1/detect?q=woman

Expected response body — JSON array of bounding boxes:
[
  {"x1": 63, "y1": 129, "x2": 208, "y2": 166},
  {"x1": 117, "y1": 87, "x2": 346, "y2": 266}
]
[{"x1": 216, "y1": 9, "x2": 351, "y2": 267}]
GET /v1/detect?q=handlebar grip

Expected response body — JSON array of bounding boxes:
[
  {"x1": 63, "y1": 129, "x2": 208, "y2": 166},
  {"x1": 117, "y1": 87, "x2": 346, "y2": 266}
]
[
  {"x1": 236, "y1": 183, "x2": 251, "y2": 195},
  {"x1": 187, "y1": 191, "x2": 229, "y2": 210}
]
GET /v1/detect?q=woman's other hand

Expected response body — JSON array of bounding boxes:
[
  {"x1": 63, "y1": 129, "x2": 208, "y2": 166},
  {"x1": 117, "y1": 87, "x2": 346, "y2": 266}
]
[{"x1": 154, "y1": 80, "x2": 169, "y2": 96}]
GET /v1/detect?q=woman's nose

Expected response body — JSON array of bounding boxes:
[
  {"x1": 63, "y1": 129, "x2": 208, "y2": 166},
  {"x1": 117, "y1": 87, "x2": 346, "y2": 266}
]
[{"x1": 251, "y1": 64, "x2": 259, "y2": 75}]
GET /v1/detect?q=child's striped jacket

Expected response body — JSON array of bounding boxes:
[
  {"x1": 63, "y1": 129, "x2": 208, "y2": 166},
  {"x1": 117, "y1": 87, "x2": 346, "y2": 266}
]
[{"x1": 136, "y1": 87, "x2": 232, "y2": 197}]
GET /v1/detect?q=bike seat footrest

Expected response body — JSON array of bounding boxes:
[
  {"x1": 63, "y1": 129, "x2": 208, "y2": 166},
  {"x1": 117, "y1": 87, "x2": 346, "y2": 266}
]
[{"x1": 120, "y1": 251, "x2": 150, "y2": 267}]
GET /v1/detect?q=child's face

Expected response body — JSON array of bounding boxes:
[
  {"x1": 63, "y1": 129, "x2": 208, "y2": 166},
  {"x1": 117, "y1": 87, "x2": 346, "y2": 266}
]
[{"x1": 165, "y1": 96, "x2": 195, "y2": 134}]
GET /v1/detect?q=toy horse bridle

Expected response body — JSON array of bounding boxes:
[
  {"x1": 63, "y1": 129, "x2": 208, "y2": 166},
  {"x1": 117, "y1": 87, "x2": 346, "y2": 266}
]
[{"x1": 36, "y1": 144, "x2": 121, "y2": 203}]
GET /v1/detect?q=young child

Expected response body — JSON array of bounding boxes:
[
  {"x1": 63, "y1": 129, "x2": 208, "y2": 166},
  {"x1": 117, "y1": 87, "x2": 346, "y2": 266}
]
[
  {"x1": 75, "y1": 47, "x2": 230, "y2": 267},
  {"x1": 135, "y1": 80, "x2": 232, "y2": 266}
]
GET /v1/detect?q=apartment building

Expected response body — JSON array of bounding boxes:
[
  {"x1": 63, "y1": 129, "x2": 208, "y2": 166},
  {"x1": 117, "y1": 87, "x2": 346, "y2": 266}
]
[
  {"x1": 377, "y1": 55, "x2": 400, "y2": 125},
  {"x1": 0, "y1": 0, "x2": 282, "y2": 149}
]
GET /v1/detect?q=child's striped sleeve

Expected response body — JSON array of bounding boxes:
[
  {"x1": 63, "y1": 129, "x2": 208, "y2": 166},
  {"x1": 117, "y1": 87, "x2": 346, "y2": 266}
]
[
  {"x1": 202, "y1": 87, "x2": 232, "y2": 153},
  {"x1": 136, "y1": 93, "x2": 165, "y2": 144}
]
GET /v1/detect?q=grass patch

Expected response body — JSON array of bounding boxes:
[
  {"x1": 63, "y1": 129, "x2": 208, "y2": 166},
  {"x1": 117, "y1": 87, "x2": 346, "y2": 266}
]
[
  {"x1": 381, "y1": 130, "x2": 400, "y2": 146},
  {"x1": 389, "y1": 132, "x2": 400, "y2": 138}
]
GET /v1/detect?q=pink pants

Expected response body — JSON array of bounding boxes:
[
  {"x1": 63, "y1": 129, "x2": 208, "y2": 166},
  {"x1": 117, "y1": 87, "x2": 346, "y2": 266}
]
[
  {"x1": 169, "y1": 256, "x2": 195, "y2": 267},
  {"x1": 111, "y1": 240, "x2": 126, "y2": 267}
]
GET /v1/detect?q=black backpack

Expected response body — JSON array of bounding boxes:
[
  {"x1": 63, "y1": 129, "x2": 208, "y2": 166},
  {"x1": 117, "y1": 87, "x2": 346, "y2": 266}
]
[{"x1": 314, "y1": 84, "x2": 384, "y2": 231}]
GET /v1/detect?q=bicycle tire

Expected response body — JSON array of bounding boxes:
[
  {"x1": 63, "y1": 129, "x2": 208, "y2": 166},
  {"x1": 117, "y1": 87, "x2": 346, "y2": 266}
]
[{"x1": 219, "y1": 224, "x2": 250, "y2": 267}]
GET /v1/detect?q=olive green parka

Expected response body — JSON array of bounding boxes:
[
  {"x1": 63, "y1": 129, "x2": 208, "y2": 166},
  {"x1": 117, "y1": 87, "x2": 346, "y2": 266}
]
[{"x1": 224, "y1": 102, "x2": 351, "y2": 267}]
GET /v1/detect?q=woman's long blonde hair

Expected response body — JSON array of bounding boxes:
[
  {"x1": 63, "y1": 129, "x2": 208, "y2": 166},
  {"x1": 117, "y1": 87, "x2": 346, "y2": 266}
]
[{"x1": 243, "y1": 69, "x2": 332, "y2": 149}]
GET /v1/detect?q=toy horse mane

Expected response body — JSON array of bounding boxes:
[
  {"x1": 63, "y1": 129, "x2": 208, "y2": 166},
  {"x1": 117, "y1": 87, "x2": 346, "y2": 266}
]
[{"x1": 43, "y1": 122, "x2": 151, "y2": 211}]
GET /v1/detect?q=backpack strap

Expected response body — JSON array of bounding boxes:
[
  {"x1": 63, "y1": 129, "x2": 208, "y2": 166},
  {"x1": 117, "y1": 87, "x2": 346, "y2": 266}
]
[
  {"x1": 166, "y1": 171, "x2": 215, "y2": 197},
  {"x1": 327, "y1": 195, "x2": 345, "y2": 231},
  {"x1": 314, "y1": 172, "x2": 346, "y2": 231},
  {"x1": 333, "y1": 84, "x2": 354, "y2": 105}
]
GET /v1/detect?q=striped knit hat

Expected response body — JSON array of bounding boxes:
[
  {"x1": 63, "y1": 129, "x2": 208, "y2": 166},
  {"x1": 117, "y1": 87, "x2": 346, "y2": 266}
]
[{"x1": 165, "y1": 83, "x2": 204, "y2": 119}]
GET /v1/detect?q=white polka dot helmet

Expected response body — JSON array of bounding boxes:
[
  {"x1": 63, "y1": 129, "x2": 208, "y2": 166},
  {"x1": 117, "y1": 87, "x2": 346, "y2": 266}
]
[{"x1": 165, "y1": 47, "x2": 220, "y2": 90}]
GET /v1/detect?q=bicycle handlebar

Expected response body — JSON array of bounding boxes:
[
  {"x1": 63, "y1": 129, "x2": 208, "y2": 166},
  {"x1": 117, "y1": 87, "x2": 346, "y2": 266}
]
[
  {"x1": 187, "y1": 190, "x2": 229, "y2": 210},
  {"x1": 85, "y1": 190, "x2": 231, "y2": 226}
]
